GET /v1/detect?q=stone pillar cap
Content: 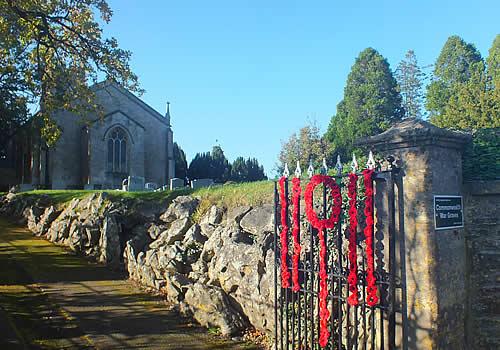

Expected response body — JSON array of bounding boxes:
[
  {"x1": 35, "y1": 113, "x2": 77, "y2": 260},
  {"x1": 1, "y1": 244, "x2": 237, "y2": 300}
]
[{"x1": 356, "y1": 118, "x2": 472, "y2": 150}]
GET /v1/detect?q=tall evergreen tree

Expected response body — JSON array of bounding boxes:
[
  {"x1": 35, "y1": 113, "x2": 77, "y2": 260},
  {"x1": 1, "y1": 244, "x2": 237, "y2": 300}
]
[
  {"x1": 230, "y1": 157, "x2": 248, "y2": 182},
  {"x1": 188, "y1": 152, "x2": 211, "y2": 180},
  {"x1": 429, "y1": 35, "x2": 499, "y2": 131},
  {"x1": 230, "y1": 157, "x2": 266, "y2": 182},
  {"x1": 395, "y1": 50, "x2": 426, "y2": 119},
  {"x1": 245, "y1": 158, "x2": 266, "y2": 181},
  {"x1": 487, "y1": 34, "x2": 500, "y2": 88},
  {"x1": 325, "y1": 48, "x2": 403, "y2": 159},
  {"x1": 210, "y1": 145, "x2": 231, "y2": 182},
  {"x1": 426, "y1": 35, "x2": 483, "y2": 120},
  {"x1": 173, "y1": 142, "x2": 188, "y2": 179},
  {"x1": 187, "y1": 145, "x2": 231, "y2": 183},
  {"x1": 438, "y1": 61, "x2": 499, "y2": 130}
]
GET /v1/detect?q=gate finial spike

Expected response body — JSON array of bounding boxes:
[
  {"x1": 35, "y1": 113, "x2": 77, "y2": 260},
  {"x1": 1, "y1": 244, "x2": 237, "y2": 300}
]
[
  {"x1": 335, "y1": 155, "x2": 343, "y2": 176},
  {"x1": 294, "y1": 161, "x2": 302, "y2": 178},
  {"x1": 307, "y1": 159, "x2": 314, "y2": 178},
  {"x1": 351, "y1": 153, "x2": 358, "y2": 173},
  {"x1": 283, "y1": 163, "x2": 290, "y2": 177},
  {"x1": 320, "y1": 158, "x2": 328, "y2": 175},
  {"x1": 366, "y1": 151, "x2": 376, "y2": 169}
]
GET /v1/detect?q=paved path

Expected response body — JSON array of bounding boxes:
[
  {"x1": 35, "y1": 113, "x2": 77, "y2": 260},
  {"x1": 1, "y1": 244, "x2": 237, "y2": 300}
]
[{"x1": 0, "y1": 218, "x2": 257, "y2": 350}]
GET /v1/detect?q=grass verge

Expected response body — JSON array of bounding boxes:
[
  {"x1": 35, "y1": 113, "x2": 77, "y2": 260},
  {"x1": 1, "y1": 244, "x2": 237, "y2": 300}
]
[{"x1": 14, "y1": 181, "x2": 275, "y2": 209}]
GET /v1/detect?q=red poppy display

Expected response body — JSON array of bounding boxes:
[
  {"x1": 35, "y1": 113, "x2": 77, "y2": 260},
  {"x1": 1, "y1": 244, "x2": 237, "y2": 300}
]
[
  {"x1": 304, "y1": 174, "x2": 342, "y2": 348},
  {"x1": 363, "y1": 169, "x2": 379, "y2": 307},
  {"x1": 278, "y1": 176, "x2": 291, "y2": 288},
  {"x1": 291, "y1": 177, "x2": 302, "y2": 292},
  {"x1": 347, "y1": 173, "x2": 359, "y2": 306}
]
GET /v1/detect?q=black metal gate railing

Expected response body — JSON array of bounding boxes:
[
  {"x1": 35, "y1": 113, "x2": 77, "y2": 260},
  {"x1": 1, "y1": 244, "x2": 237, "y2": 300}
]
[{"x1": 273, "y1": 164, "x2": 407, "y2": 350}]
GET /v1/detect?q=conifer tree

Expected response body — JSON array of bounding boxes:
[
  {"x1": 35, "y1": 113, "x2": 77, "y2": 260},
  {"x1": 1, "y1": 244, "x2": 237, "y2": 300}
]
[
  {"x1": 173, "y1": 142, "x2": 188, "y2": 179},
  {"x1": 429, "y1": 35, "x2": 499, "y2": 130},
  {"x1": 325, "y1": 48, "x2": 403, "y2": 159},
  {"x1": 395, "y1": 50, "x2": 426, "y2": 119},
  {"x1": 426, "y1": 35, "x2": 482, "y2": 120}
]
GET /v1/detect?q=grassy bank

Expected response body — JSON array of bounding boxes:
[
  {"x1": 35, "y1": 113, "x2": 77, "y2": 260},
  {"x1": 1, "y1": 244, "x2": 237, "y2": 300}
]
[{"x1": 10, "y1": 181, "x2": 274, "y2": 212}]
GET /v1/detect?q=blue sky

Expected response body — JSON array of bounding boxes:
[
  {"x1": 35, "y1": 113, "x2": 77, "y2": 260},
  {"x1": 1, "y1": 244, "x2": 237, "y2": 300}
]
[{"x1": 104, "y1": 0, "x2": 499, "y2": 176}]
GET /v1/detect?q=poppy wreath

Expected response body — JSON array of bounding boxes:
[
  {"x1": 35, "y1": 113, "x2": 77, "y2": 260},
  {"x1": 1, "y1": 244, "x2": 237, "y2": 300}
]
[
  {"x1": 347, "y1": 173, "x2": 359, "y2": 306},
  {"x1": 278, "y1": 176, "x2": 291, "y2": 288},
  {"x1": 291, "y1": 177, "x2": 302, "y2": 292},
  {"x1": 363, "y1": 169, "x2": 379, "y2": 307},
  {"x1": 304, "y1": 174, "x2": 342, "y2": 348}
]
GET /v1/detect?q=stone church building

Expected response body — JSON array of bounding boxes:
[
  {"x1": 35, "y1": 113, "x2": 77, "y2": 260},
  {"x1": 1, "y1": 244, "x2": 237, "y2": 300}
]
[{"x1": 0, "y1": 81, "x2": 175, "y2": 190}]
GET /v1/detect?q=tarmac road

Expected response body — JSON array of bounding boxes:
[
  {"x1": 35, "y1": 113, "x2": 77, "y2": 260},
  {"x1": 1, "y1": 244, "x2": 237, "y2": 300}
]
[{"x1": 0, "y1": 218, "x2": 257, "y2": 350}]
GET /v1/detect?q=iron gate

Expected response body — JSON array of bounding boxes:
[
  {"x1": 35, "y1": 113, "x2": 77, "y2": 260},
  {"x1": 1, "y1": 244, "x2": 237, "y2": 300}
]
[{"x1": 273, "y1": 158, "x2": 407, "y2": 350}]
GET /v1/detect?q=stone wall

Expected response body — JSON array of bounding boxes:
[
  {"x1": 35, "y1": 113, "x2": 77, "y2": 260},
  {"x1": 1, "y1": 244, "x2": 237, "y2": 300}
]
[
  {"x1": 0, "y1": 192, "x2": 276, "y2": 337},
  {"x1": 464, "y1": 180, "x2": 500, "y2": 349}
]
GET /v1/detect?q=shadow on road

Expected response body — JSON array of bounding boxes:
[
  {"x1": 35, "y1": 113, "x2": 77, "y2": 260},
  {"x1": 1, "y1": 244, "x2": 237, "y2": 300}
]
[{"x1": 0, "y1": 218, "x2": 258, "y2": 349}]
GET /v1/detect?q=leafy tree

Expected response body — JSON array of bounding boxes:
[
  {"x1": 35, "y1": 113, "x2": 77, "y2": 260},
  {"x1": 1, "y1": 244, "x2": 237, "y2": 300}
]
[
  {"x1": 395, "y1": 50, "x2": 426, "y2": 119},
  {"x1": 325, "y1": 48, "x2": 403, "y2": 159},
  {"x1": 0, "y1": 84, "x2": 29, "y2": 153},
  {"x1": 173, "y1": 142, "x2": 188, "y2": 179},
  {"x1": 0, "y1": 0, "x2": 141, "y2": 145},
  {"x1": 278, "y1": 121, "x2": 327, "y2": 175},
  {"x1": 426, "y1": 35, "x2": 482, "y2": 119}
]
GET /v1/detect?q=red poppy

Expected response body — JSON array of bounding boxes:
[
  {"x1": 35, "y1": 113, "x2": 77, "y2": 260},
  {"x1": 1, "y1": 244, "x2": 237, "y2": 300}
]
[
  {"x1": 278, "y1": 177, "x2": 290, "y2": 288},
  {"x1": 347, "y1": 173, "x2": 359, "y2": 306},
  {"x1": 291, "y1": 177, "x2": 301, "y2": 292},
  {"x1": 363, "y1": 169, "x2": 378, "y2": 307},
  {"x1": 304, "y1": 175, "x2": 342, "y2": 347}
]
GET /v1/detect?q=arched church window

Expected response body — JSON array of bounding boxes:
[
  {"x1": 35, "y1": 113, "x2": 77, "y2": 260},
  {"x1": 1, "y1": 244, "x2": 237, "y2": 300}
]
[{"x1": 107, "y1": 128, "x2": 127, "y2": 172}]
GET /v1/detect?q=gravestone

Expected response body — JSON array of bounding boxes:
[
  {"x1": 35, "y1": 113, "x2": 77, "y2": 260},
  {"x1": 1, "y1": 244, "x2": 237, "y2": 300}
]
[
  {"x1": 84, "y1": 184, "x2": 102, "y2": 190},
  {"x1": 145, "y1": 182, "x2": 158, "y2": 191},
  {"x1": 121, "y1": 178, "x2": 128, "y2": 191},
  {"x1": 170, "y1": 178, "x2": 185, "y2": 190},
  {"x1": 128, "y1": 176, "x2": 145, "y2": 192},
  {"x1": 19, "y1": 184, "x2": 34, "y2": 192},
  {"x1": 191, "y1": 178, "x2": 214, "y2": 189}
]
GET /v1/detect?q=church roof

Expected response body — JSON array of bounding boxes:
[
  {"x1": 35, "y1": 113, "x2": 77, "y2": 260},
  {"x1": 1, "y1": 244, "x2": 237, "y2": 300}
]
[{"x1": 92, "y1": 80, "x2": 171, "y2": 127}]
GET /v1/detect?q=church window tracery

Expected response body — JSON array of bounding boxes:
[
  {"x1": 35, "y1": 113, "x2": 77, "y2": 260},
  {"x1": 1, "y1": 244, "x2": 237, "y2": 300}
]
[{"x1": 107, "y1": 128, "x2": 127, "y2": 173}]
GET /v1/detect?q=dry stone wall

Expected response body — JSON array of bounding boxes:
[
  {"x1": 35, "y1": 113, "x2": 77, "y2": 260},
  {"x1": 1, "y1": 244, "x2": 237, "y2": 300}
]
[
  {"x1": 0, "y1": 192, "x2": 276, "y2": 337},
  {"x1": 464, "y1": 181, "x2": 500, "y2": 349}
]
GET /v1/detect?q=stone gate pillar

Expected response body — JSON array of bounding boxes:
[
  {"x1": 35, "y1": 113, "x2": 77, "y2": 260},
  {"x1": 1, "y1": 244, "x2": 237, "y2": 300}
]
[{"x1": 358, "y1": 119, "x2": 471, "y2": 349}]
